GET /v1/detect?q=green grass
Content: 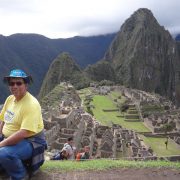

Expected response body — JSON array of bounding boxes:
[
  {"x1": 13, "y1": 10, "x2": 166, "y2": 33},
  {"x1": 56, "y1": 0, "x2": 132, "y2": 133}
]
[
  {"x1": 109, "y1": 91, "x2": 126, "y2": 104},
  {"x1": 92, "y1": 95, "x2": 150, "y2": 132},
  {"x1": 121, "y1": 121, "x2": 150, "y2": 132},
  {"x1": 140, "y1": 135, "x2": 180, "y2": 156},
  {"x1": 42, "y1": 159, "x2": 180, "y2": 172},
  {"x1": 92, "y1": 95, "x2": 117, "y2": 126}
]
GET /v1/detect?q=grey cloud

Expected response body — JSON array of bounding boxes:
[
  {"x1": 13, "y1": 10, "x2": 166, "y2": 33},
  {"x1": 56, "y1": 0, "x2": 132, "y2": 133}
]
[
  {"x1": 0, "y1": 0, "x2": 180, "y2": 38},
  {"x1": 0, "y1": 0, "x2": 37, "y2": 14}
]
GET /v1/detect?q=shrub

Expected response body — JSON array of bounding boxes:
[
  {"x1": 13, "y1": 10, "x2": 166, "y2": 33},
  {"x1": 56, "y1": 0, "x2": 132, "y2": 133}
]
[{"x1": 120, "y1": 104, "x2": 129, "y2": 112}]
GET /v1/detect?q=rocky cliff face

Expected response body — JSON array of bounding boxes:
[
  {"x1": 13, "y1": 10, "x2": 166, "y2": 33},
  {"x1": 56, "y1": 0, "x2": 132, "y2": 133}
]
[
  {"x1": 38, "y1": 52, "x2": 89, "y2": 99},
  {"x1": 104, "y1": 8, "x2": 180, "y2": 103}
]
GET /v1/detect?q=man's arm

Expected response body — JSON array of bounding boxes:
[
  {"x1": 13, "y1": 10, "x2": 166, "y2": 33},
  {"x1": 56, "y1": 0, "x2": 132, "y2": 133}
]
[
  {"x1": 0, "y1": 121, "x2": 4, "y2": 141},
  {"x1": 0, "y1": 121, "x2": 4, "y2": 134},
  {"x1": 0, "y1": 129, "x2": 30, "y2": 147}
]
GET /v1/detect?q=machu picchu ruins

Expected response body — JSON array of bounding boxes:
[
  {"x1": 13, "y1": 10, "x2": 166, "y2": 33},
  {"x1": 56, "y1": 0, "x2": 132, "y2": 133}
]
[{"x1": 42, "y1": 83, "x2": 180, "y2": 161}]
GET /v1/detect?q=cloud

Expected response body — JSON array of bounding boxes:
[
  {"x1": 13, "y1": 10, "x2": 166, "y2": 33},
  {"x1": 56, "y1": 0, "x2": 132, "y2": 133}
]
[{"x1": 0, "y1": 0, "x2": 180, "y2": 38}]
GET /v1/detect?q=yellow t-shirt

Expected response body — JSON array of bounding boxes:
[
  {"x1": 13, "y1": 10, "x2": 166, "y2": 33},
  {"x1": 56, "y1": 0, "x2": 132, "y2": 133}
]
[{"x1": 0, "y1": 92, "x2": 44, "y2": 137}]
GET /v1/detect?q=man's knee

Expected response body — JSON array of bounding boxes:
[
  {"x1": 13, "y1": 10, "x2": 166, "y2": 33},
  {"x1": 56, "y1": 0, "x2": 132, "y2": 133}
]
[{"x1": 0, "y1": 148, "x2": 12, "y2": 162}]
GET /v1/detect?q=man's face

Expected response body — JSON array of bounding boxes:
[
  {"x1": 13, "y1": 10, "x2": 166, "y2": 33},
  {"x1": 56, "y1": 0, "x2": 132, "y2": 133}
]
[
  {"x1": 68, "y1": 140, "x2": 73, "y2": 146},
  {"x1": 84, "y1": 146, "x2": 90, "y2": 153},
  {"x1": 8, "y1": 78, "x2": 27, "y2": 100}
]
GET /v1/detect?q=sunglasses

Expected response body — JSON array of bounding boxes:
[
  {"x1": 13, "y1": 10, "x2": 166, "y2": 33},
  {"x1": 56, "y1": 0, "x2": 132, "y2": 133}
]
[{"x1": 8, "y1": 81, "x2": 24, "y2": 86}]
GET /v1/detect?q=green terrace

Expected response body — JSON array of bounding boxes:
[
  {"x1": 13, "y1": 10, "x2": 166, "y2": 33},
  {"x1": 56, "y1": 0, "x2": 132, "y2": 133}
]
[
  {"x1": 79, "y1": 88, "x2": 150, "y2": 132},
  {"x1": 141, "y1": 104, "x2": 165, "y2": 116}
]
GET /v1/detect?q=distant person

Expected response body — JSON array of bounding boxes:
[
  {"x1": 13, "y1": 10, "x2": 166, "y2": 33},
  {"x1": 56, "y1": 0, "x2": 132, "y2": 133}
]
[
  {"x1": 0, "y1": 69, "x2": 47, "y2": 180},
  {"x1": 165, "y1": 137, "x2": 168, "y2": 149},
  {"x1": 63, "y1": 137, "x2": 76, "y2": 160},
  {"x1": 76, "y1": 146, "x2": 91, "y2": 161}
]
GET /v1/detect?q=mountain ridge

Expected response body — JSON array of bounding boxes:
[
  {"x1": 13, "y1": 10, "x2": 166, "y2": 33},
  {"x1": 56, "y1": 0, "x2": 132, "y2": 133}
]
[{"x1": 0, "y1": 33, "x2": 115, "y2": 102}]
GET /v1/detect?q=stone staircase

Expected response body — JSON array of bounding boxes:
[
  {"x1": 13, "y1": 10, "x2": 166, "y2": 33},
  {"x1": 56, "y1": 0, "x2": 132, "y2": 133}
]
[{"x1": 124, "y1": 105, "x2": 140, "y2": 122}]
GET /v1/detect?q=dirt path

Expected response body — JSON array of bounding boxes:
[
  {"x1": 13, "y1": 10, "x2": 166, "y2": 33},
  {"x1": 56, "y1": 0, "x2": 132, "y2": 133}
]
[{"x1": 31, "y1": 168, "x2": 180, "y2": 180}]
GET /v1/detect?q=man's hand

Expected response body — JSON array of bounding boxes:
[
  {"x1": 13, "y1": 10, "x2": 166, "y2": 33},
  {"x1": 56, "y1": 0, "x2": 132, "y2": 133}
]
[{"x1": 0, "y1": 134, "x2": 4, "y2": 142}]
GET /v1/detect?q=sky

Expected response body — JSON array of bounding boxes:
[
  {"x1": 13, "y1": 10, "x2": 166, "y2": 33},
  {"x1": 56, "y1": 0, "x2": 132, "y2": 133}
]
[{"x1": 0, "y1": 0, "x2": 180, "y2": 39}]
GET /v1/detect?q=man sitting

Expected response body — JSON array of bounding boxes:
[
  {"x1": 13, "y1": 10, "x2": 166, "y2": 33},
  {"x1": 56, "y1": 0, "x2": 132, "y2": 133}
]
[
  {"x1": 50, "y1": 148, "x2": 69, "y2": 160},
  {"x1": 76, "y1": 146, "x2": 91, "y2": 161},
  {"x1": 63, "y1": 137, "x2": 76, "y2": 160},
  {"x1": 0, "y1": 69, "x2": 47, "y2": 180}
]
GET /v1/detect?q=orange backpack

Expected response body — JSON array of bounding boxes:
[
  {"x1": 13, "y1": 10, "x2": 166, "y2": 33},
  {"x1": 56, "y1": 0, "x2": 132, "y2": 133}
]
[{"x1": 76, "y1": 153, "x2": 82, "y2": 161}]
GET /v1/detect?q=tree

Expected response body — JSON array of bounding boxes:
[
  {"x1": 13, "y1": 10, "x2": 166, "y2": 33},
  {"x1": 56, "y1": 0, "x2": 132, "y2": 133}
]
[{"x1": 161, "y1": 123, "x2": 174, "y2": 134}]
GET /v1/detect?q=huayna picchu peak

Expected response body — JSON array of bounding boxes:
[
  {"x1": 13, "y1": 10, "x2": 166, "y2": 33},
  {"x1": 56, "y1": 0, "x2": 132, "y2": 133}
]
[{"x1": 101, "y1": 8, "x2": 180, "y2": 104}]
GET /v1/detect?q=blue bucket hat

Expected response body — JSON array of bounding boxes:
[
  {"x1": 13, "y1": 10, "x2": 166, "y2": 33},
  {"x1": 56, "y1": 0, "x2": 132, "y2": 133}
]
[{"x1": 3, "y1": 69, "x2": 33, "y2": 84}]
